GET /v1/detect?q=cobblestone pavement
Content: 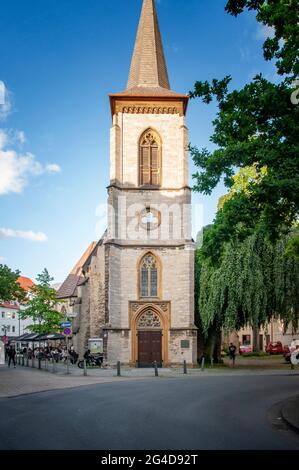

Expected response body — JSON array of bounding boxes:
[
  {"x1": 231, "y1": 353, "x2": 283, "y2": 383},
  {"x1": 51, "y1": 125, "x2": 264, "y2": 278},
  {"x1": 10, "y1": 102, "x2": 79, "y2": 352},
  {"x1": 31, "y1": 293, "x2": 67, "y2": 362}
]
[{"x1": 1, "y1": 360, "x2": 298, "y2": 398}]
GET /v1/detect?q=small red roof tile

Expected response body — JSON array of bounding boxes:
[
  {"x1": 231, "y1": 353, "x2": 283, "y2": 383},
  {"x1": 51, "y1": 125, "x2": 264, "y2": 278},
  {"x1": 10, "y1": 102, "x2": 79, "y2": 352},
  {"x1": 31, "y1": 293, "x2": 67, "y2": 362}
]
[
  {"x1": 17, "y1": 276, "x2": 35, "y2": 292},
  {"x1": 0, "y1": 303, "x2": 20, "y2": 310}
]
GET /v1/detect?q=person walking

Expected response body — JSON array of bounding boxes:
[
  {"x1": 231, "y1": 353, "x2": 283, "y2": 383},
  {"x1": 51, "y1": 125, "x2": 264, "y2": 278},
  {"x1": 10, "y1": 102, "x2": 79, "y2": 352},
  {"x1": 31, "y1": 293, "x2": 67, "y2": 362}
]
[
  {"x1": 7, "y1": 345, "x2": 17, "y2": 368},
  {"x1": 69, "y1": 346, "x2": 78, "y2": 365},
  {"x1": 62, "y1": 348, "x2": 68, "y2": 364},
  {"x1": 228, "y1": 343, "x2": 237, "y2": 367}
]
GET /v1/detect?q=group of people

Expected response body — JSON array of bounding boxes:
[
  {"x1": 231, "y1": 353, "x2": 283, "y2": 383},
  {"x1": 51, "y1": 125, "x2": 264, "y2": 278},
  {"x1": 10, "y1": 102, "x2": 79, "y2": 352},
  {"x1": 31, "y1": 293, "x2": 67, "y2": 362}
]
[{"x1": 5, "y1": 343, "x2": 79, "y2": 367}]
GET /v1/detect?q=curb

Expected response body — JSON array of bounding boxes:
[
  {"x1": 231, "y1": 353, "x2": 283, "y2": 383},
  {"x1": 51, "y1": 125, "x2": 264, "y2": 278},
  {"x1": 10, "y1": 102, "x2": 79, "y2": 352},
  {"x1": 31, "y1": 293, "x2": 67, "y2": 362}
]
[{"x1": 281, "y1": 396, "x2": 299, "y2": 435}]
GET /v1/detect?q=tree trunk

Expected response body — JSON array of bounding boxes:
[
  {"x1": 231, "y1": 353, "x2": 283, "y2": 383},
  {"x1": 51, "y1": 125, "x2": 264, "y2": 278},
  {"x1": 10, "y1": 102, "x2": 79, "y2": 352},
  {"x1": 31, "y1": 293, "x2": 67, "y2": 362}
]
[
  {"x1": 208, "y1": 328, "x2": 222, "y2": 363},
  {"x1": 252, "y1": 326, "x2": 260, "y2": 353}
]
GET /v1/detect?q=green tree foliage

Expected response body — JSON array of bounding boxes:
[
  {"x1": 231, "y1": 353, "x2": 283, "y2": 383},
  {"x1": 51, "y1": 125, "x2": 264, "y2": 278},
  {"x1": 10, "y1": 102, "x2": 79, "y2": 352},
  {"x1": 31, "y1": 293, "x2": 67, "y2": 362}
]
[
  {"x1": 192, "y1": 1, "x2": 299, "y2": 358},
  {"x1": 197, "y1": 230, "x2": 299, "y2": 336},
  {"x1": 19, "y1": 269, "x2": 64, "y2": 334},
  {"x1": 190, "y1": 75, "x2": 299, "y2": 247},
  {"x1": 225, "y1": 0, "x2": 299, "y2": 79},
  {"x1": 0, "y1": 264, "x2": 25, "y2": 303},
  {"x1": 285, "y1": 234, "x2": 299, "y2": 261},
  {"x1": 190, "y1": 1, "x2": 299, "y2": 250}
]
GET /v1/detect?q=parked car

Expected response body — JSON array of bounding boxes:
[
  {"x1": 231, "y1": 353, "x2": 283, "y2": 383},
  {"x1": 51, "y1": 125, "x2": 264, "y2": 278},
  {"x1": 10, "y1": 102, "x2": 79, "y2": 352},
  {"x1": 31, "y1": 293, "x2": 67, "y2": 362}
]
[
  {"x1": 266, "y1": 341, "x2": 284, "y2": 355},
  {"x1": 239, "y1": 345, "x2": 252, "y2": 354}
]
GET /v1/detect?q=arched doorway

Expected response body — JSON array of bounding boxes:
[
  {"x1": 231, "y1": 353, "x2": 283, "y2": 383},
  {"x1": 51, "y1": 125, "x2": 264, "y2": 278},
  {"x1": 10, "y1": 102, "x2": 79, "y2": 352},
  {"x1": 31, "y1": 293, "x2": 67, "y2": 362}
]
[
  {"x1": 137, "y1": 309, "x2": 162, "y2": 368},
  {"x1": 129, "y1": 301, "x2": 170, "y2": 367}
]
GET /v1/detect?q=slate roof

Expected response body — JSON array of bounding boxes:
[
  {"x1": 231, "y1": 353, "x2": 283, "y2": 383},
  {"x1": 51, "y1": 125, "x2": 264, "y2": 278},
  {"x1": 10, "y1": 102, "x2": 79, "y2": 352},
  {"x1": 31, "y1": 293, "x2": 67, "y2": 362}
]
[
  {"x1": 56, "y1": 274, "x2": 84, "y2": 299},
  {"x1": 56, "y1": 241, "x2": 98, "y2": 299},
  {"x1": 127, "y1": 0, "x2": 170, "y2": 91}
]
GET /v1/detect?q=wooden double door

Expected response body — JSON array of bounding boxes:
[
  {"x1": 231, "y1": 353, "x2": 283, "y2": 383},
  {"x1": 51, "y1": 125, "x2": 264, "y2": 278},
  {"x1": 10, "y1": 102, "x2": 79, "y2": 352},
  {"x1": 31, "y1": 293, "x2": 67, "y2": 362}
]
[{"x1": 138, "y1": 330, "x2": 162, "y2": 368}]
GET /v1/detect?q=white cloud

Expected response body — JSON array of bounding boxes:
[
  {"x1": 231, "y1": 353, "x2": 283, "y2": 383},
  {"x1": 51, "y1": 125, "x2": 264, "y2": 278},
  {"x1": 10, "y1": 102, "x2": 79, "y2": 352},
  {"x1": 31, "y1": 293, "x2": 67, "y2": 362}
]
[
  {"x1": 0, "y1": 85, "x2": 61, "y2": 195},
  {"x1": 255, "y1": 24, "x2": 275, "y2": 41},
  {"x1": 0, "y1": 128, "x2": 62, "y2": 195},
  {"x1": 240, "y1": 47, "x2": 251, "y2": 63},
  {"x1": 46, "y1": 163, "x2": 61, "y2": 174},
  {"x1": 0, "y1": 81, "x2": 4, "y2": 104},
  {"x1": 0, "y1": 82, "x2": 12, "y2": 121},
  {"x1": 15, "y1": 130, "x2": 26, "y2": 145},
  {"x1": 0, "y1": 129, "x2": 8, "y2": 150},
  {"x1": 0, "y1": 228, "x2": 47, "y2": 242},
  {"x1": 0, "y1": 129, "x2": 27, "y2": 149},
  {"x1": 0, "y1": 149, "x2": 43, "y2": 195}
]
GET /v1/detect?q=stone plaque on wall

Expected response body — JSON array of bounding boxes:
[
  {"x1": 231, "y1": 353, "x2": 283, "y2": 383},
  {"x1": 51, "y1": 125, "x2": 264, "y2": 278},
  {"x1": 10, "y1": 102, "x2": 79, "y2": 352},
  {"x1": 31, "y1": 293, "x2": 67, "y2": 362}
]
[{"x1": 181, "y1": 340, "x2": 190, "y2": 349}]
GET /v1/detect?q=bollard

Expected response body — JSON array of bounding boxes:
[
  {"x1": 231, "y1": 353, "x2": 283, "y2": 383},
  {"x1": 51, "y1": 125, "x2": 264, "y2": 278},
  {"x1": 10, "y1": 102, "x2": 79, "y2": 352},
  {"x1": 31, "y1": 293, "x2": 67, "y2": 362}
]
[
  {"x1": 66, "y1": 355, "x2": 70, "y2": 375},
  {"x1": 210, "y1": 357, "x2": 214, "y2": 368},
  {"x1": 201, "y1": 357, "x2": 205, "y2": 371},
  {"x1": 18, "y1": 355, "x2": 21, "y2": 365},
  {"x1": 183, "y1": 360, "x2": 187, "y2": 374},
  {"x1": 38, "y1": 358, "x2": 41, "y2": 370},
  {"x1": 45, "y1": 359, "x2": 48, "y2": 371},
  {"x1": 52, "y1": 358, "x2": 56, "y2": 374},
  {"x1": 32, "y1": 357, "x2": 35, "y2": 368},
  {"x1": 154, "y1": 361, "x2": 158, "y2": 377},
  {"x1": 117, "y1": 361, "x2": 121, "y2": 377},
  {"x1": 83, "y1": 359, "x2": 87, "y2": 376},
  {"x1": 22, "y1": 355, "x2": 25, "y2": 367},
  {"x1": 26, "y1": 355, "x2": 29, "y2": 367}
]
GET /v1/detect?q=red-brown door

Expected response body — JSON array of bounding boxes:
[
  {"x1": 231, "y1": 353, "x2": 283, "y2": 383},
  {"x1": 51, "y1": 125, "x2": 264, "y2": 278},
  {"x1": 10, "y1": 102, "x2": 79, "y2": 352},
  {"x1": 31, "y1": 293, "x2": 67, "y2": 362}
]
[{"x1": 138, "y1": 331, "x2": 162, "y2": 368}]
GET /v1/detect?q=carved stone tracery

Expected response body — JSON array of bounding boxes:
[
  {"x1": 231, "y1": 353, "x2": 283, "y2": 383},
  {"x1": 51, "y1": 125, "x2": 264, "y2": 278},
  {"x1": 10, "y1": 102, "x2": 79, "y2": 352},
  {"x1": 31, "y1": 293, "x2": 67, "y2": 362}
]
[
  {"x1": 137, "y1": 310, "x2": 161, "y2": 329},
  {"x1": 120, "y1": 106, "x2": 179, "y2": 115},
  {"x1": 130, "y1": 301, "x2": 170, "y2": 314}
]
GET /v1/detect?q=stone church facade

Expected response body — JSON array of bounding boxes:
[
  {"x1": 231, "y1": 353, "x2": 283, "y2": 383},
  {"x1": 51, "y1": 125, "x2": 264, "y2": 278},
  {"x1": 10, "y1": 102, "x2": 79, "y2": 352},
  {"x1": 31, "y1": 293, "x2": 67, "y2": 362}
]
[{"x1": 60, "y1": 0, "x2": 197, "y2": 366}]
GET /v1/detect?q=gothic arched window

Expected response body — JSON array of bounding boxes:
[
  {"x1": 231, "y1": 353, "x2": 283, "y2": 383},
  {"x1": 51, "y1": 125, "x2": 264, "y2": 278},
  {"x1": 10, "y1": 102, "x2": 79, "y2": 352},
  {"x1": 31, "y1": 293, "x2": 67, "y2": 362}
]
[
  {"x1": 140, "y1": 253, "x2": 159, "y2": 298},
  {"x1": 139, "y1": 130, "x2": 161, "y2": 186},
  {"x1": 138, "y1": 310, "x2": 161, "y2": 329}
]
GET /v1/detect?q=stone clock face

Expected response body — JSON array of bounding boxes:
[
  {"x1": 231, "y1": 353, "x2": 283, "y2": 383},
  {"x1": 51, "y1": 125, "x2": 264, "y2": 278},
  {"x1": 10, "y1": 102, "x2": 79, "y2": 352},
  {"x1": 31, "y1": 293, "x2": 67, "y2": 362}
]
[{"x1": 140, "y1": 208, "x2": 160, "y2": 230}]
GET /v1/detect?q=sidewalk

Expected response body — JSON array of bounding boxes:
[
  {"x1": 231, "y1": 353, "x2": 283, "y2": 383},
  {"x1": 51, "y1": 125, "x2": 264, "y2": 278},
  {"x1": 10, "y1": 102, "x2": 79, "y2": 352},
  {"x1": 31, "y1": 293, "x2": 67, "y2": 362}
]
[
  {"x1": 281, "y1": 396, "x2": 299, "y2": 434},
  {"x1": 8, "y1": 357, "x2": 299, "y2": 379},
  {"x1": 0, "y1": 365, "x2": 133, "y2": 398},
  {"x1": 1, "y1": 362, "x2": 299, "y2": 399}
]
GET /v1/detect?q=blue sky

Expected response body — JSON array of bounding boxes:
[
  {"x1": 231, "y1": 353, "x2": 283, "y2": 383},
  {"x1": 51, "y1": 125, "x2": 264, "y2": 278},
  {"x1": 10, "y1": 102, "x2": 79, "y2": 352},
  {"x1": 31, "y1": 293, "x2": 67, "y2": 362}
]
[{"x1": 0, "y1": 0, "x2": 277, "y2": 283}]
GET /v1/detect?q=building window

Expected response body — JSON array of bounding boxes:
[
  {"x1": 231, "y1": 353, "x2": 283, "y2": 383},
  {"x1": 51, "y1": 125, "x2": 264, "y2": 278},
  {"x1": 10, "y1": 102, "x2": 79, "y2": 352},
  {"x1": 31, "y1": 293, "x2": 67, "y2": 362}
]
[
  {"x1": 140, "y1": 253, "x2": 159, "y2": 298},
  {"x1": 242, "y1": 335, "x2": 251, "y2": 345},
  {"x1": 1, "y1": 312, "x2": 4, "y2": 318},
  {"x1": 12, "y1": 326, "x2": 15, "y2": 333},
  {"x1": 12, "y1": 313, "x2": 16, "y2": 319},
  {"x1": 139, "y1": 207, "x2": 161, "y2": 231},
  {"x1": 139, "y1": 130, "x2": 161, "y2": 186}
]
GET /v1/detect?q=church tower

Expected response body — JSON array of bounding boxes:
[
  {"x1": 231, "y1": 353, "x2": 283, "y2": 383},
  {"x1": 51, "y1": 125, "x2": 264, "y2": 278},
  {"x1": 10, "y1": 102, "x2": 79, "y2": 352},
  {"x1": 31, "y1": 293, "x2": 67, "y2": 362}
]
[{"x1": 103, "y1": 0, "x2": 197, "y2": 367}]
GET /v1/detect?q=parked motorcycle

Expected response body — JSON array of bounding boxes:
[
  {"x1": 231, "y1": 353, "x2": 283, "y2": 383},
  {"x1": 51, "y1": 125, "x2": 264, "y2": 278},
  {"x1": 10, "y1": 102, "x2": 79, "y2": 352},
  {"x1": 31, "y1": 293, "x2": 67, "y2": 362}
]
[
  {"x1": 285, "y1": 347, "x2": 299, "y2": 367},
  {"x1": 291, "y1": 350, "x2": 299, "y2": 367},
  {"x1": 78, "y1": 354, "x2": 103, "y2": 369}
]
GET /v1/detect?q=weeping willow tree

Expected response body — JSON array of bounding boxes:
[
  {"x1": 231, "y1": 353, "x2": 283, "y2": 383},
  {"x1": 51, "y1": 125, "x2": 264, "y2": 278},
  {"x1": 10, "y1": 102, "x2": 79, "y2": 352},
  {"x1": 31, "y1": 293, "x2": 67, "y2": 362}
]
[{"x1": 196, "y1": 230, "x2": 299, "y2": 359}]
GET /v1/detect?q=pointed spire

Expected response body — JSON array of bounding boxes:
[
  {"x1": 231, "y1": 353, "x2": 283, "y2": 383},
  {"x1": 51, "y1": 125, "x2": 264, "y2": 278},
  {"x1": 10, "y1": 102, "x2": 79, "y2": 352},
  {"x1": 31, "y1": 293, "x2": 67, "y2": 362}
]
[{"x1": 127, "y1": 0, "x2": 170, "y2": 90}]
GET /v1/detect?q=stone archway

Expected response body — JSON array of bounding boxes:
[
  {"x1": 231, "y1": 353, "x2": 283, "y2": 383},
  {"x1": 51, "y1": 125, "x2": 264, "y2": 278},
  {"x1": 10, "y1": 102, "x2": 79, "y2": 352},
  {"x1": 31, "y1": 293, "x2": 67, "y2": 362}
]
[
  {"x1": 129, "y1": 302, "x2": 170, "y2": 367},
  {"x1": 137, "y1": 309, "x2": 162, "y2": 367}
]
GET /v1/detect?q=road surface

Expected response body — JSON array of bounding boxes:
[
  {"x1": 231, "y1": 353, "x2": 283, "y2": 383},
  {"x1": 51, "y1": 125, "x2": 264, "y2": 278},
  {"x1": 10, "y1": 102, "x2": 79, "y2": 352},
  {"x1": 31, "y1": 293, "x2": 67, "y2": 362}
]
[{"x1": 0, "y1": 374, "x2": 299, "y2": 450}]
